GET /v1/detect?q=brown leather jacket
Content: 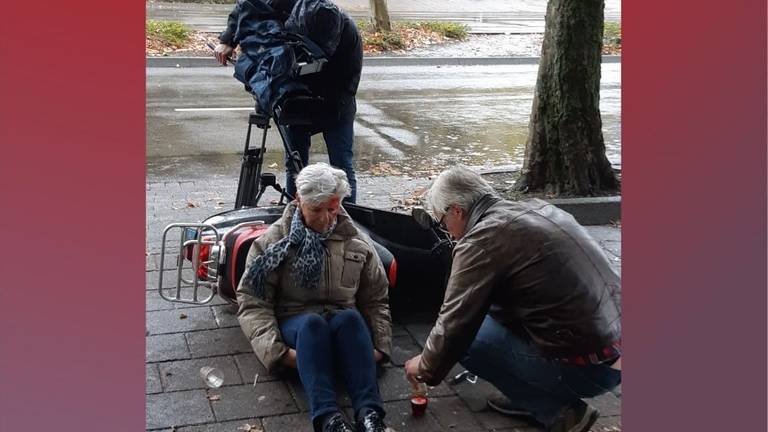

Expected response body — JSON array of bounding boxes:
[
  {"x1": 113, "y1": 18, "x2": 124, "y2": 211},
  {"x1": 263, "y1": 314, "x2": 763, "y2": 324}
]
[
  {"x1": 418, "y1": 196, "x2": 621, "y2": 385},
  {"x1": 236, "y1": 203, "x2": 392, "y2": 372}
]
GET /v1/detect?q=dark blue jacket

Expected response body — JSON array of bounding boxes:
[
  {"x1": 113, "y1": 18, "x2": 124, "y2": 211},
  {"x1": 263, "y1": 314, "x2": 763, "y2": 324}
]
[{"x1": 221, "y1": 0, "x2": 362, "y2": 126}]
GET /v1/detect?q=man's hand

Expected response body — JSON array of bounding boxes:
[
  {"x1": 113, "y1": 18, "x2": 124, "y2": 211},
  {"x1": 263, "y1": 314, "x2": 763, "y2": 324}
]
[
  {"x1": 214, "y1": 43, "x2": 235, "y2": 66},
  {"x1": 404, "y1": 354, "x2": 422, "y2": 384},
  {"x1": 373, "y1": 349, "x2": 384, "y2": 363},
  {"x1": 281, "y1": 348, "x2": 297, "y2": 369}
]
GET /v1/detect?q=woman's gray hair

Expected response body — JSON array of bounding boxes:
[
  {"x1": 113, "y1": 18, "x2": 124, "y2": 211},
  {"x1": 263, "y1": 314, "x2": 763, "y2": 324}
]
[
  {"x1": 425, "y1": 166, "x2": 496, "y2": 217},
  {"x1": 295, "y1": 162, "x2": 351, "y2": 205}
]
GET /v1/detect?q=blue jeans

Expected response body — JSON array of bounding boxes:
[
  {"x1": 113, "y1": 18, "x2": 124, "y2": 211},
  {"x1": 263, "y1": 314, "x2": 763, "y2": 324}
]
[
  {"x1": 279, "y1": 310, "x2": 382, "y2": 423},
  {"x1": 283, "y1": 120, "x2": 357, "y2": 203},
  {"x1": 460, "y1": 315, "x2": 621, "y2": 428}
]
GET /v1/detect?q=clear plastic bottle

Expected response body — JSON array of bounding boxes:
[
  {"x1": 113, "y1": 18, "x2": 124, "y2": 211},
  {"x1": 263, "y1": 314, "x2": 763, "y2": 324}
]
[
  {"x1": 199, "y1": 366, "x2": 225, "y2": 388},
  {"x1": 410, "y1": 381, "x2": 428, "y2": 417}
]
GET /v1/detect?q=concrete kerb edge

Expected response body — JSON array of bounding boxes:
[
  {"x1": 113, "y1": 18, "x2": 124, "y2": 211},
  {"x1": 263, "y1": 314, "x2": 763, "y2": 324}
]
[
  {"x1": 146, "y1": 55, "x2": 621, "y2": 68},
  {"x1": 546, "y1": 196, "x2": 621, "y2": 226},
  {"x1": 477, "y1": 167, "x2": 621, "y2": 226}
]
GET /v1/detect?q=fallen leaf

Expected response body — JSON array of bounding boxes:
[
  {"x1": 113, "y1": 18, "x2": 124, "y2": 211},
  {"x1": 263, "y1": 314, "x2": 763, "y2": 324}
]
[
  {"x1": 237, "y1": 424, "x2": 263, "y2": 432},
  {"x1": 207, "y1": 394, "x2": 221, "y2": 401},
  {"x1": 179, "y1": 313, "x2": 188, "y2": 320},
  {"x1": 186, "y1": 201, "x2": 198, "y2": 208},
  {"x1": 412, "y1": 187, "x2": 427, "y2": 197}
]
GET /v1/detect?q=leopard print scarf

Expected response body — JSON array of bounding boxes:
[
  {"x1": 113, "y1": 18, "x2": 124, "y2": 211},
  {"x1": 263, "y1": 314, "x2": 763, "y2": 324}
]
[{"x1": 245, "y1": 205, "x2": 336, "y2": 299}]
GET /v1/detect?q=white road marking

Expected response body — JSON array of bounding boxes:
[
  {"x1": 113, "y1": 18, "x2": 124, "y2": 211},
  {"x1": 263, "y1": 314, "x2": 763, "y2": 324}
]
[{"x1": 174, "y1": 107, "x2": 253, "y2": 112}]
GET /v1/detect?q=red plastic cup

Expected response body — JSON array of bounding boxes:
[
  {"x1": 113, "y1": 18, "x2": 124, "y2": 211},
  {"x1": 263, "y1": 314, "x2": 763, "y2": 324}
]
[{"x1": 410, "y1": 396, "x2": 428, "y2": 417}]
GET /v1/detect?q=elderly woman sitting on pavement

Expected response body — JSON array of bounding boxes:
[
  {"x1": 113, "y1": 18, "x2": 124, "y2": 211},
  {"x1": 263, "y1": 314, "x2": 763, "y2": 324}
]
[{"x1": 236, "y1": 162, "x2": 392, "y2": 432}]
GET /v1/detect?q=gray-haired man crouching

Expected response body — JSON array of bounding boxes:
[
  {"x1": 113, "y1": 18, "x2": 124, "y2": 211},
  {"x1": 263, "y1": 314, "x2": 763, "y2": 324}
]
[{"x1": 404, "y1": 166, "x2": 621, "y2": 432}]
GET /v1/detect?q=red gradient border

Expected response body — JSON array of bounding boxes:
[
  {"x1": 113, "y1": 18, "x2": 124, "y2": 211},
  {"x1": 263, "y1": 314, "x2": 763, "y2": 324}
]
[
  {"x1": 623, "y1": 0, "x2": 767, "y2": 430},
  {"x1": 0, "y1": 1, "x2": 146, "y2": 431},
  {"x1": 0, "y1": 1, "x2": 766, "y2": 432}
]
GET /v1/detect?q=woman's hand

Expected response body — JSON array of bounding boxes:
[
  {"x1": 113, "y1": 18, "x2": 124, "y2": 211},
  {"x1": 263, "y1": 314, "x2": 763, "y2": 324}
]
[
  {"x1": 281, "y1": 349, "x2": 297, "y2": 368},
  {"x1": 373, "y1": 349, "x2": 384, "y2": 363}
]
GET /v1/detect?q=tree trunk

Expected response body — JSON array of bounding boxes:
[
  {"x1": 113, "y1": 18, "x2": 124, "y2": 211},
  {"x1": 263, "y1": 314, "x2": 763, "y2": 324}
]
[
  {"x1": 369, "y1": 0, "x2": 392, "y2": 32},
  {"x1": 516, "y1": 0, "x2": 619, "y2": 197}
]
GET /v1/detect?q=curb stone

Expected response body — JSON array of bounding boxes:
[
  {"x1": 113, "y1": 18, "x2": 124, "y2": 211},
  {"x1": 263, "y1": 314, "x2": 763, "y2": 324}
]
[
  {"x1": 547, "y1": 196, "x2": 621, "y2": 226},
  {"x1": 146, "y1": 55, "x2": 621, "y2": 68},
  {"x1": 478, "y1": 167, "x2": 621, "y2": 226}
]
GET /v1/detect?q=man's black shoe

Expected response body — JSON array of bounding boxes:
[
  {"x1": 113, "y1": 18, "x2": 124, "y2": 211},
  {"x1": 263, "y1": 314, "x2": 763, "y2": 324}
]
[
  {"x1": 321, "y1": 412, "x2": 355, "y2": 432},
  {"x1": 356, "y1": 408, "x2": 387, "y2": 432},
  {"x1": 547, "y1": 401, "x2": 599, "y2": 432},
  {"x1": 486, "y1": 393, "x2": 534, "y2": 417}
]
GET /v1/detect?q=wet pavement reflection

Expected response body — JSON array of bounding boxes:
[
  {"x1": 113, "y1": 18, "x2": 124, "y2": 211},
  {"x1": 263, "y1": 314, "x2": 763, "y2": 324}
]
[{"x1": 148, "y1": 63, "x2": 620, "y2": 179}]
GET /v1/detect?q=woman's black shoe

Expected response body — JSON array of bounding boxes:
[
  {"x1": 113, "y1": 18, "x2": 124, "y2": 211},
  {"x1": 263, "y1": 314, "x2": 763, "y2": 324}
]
[
  {"x1": 321, "y1": 412, "x2": 355, "y2": 432},
  {"x1": 356, "y1": 408, "x2": 387, "y2": 432}
]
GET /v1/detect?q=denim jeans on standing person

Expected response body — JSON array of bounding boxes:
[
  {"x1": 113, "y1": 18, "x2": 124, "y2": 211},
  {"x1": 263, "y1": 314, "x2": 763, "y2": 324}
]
[
  {"x1": 460, "y1": 315, "x2": 622, "y2": 428},
  {"x1": 279, "y1": 309, "x2": 382, "y2": 424},
  {"x1": 283, "y1": 119, "x2": 357, "y2": 203}
]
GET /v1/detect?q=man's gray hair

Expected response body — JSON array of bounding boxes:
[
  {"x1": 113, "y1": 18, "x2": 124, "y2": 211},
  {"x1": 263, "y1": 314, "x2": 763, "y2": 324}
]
[
  {"x1": 425, "y1": 166, "x2": 496, "y2": 217},
  {"x1": 295, "y1": 162, "x2": 351, "y2": 205}
]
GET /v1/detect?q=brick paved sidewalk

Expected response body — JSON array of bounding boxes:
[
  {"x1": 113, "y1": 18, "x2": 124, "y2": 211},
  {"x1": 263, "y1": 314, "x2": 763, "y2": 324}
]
[{"x1": 146, "y1": 174, "x2": 622, "y2": 432}]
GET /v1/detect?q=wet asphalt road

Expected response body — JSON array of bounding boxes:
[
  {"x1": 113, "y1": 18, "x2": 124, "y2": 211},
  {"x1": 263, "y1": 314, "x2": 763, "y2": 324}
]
[{"x1": 147, "y1": 62, "x2": 621, "y2": 178}]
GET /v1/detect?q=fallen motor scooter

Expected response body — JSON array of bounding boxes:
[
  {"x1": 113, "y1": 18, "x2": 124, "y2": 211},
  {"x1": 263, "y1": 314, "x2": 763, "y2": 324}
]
[{"x1": 157, "y1": 92, "x2": 454, "y2": 320}]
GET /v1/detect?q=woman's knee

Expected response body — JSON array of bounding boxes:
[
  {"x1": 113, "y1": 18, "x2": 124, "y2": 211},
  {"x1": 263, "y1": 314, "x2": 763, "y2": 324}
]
[
  {"x1": 297, "y1": 313, "x2": 329, "y2": 335},
  {"x1": 329, "y1": 309, "x2": 367, "y2": 333}
]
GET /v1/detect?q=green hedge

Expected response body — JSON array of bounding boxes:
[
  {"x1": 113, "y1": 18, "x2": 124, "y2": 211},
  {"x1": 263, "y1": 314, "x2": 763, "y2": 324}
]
[
  {"x1": 604, "y1": 21, "x2": 621, "y2": 44},
  {"x1": 146, "y1": 20, "x2": 191, "y2": 46}
]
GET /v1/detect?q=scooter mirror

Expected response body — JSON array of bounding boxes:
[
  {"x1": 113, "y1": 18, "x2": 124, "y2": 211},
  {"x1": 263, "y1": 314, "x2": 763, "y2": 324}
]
[{"x1": 411, "y1": 207, "x2": 435, "y2": 231}]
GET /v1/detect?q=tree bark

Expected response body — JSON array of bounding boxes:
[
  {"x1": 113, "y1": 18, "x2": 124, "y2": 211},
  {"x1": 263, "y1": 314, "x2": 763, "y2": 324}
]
[
  {"x1": 369, "y1": 0, "x2": 392, "y2": 32},
  {"x1": 517, "y1": 0, "x2": 619, "y2": 197}
]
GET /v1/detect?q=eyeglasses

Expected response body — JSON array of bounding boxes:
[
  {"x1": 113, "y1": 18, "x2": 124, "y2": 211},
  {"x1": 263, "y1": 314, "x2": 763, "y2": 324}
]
[
  {"x1": 435, "y1": 206, "x2": 451, "y2": 231},
  {"x1": 437, "y1": 213, "x2": 448, "y2": 231}
]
